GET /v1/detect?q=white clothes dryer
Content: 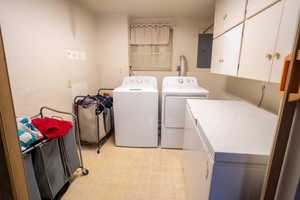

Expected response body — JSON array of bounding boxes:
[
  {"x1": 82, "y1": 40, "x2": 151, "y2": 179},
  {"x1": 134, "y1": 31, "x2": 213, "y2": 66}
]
[{"x1": 161, "y1": 76, "x2": 209, "y2": 148}]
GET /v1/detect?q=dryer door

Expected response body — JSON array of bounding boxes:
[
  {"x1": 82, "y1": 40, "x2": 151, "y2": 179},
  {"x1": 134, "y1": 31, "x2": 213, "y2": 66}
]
[{"x1": 164, "y1": 96, "x2": 205, "y2": 128}]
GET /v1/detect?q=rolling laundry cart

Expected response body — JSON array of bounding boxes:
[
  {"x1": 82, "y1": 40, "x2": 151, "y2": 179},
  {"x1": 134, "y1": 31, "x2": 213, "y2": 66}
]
[
  {"x1": 98, "y1": 88, "x2": 114, "y2": 130},
  {"x1": 74, "y1": 89, "x2": 114, "y2": 154},
  {"x1": 21, "y1": 107, "x2": 88, "y2": 200}
]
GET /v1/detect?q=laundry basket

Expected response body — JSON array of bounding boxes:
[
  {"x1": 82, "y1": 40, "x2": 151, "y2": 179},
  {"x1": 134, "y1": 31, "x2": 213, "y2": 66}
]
[
  {"x1": 23, "y1": 153, "x2": 41, "y2": 200},
  {"x1": 33, "y1": 138, "x2": 67, "y2": 200},
  {"x1": 77, "y1": 103, "x2": 107, "y2": 143},
  {"x1": 74, "y1": 95, "x2": 113, "y2": 153},
  {"x1": 20, "y1": 107, "x2": 89, "y2": 200}
]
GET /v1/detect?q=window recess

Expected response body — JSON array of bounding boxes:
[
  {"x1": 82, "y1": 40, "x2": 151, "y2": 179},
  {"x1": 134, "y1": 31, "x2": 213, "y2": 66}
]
[{"x1": 129, "y1": 23, "x2": 172, "y2": 71}]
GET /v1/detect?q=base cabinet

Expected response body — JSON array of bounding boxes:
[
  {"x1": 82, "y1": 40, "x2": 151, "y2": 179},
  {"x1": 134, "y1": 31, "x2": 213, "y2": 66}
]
[
  {"x1": 183, "y1": 105, "x2": 267, "y2": 200},
  {"x1": 209, "y1": 163, "x2": 266, "y2": 200},
  {"x1": 183, "y1": 107, "x2": 212, "y2": 200}
]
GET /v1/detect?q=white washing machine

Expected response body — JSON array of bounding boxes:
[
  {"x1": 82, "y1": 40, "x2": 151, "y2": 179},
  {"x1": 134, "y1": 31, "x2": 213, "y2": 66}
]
[
  {"x1": 161, "y1": 76, "x2": 209, "y2": 148},
  {"x1": 113, "y1": 76, "x2": 158, "y2": 147}
]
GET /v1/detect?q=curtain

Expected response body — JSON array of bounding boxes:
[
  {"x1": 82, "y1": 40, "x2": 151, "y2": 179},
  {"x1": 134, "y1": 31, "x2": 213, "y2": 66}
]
[{"x1": 130, "y1": 24, "x2": 170, "y2": 45}]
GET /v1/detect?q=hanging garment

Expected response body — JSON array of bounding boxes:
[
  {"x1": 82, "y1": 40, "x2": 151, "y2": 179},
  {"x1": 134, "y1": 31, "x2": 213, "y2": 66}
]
[{"x1": 32, "y1": 118, "x2": 73, "y2": 139}]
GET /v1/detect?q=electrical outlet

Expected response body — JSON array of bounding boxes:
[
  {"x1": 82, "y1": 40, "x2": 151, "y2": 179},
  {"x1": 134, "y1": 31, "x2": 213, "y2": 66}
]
[
  {"x1": 68, "y1": 80, "x2": 72, "y2": 88},
  {"x1": 67, "y1": 50, "x2": 72, "y2": 59}
]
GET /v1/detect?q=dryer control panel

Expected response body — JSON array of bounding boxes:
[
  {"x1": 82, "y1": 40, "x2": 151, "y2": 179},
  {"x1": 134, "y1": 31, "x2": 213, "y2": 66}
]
[{"x1": 162, "y1": 76, "x2": 199, "y2": 89}]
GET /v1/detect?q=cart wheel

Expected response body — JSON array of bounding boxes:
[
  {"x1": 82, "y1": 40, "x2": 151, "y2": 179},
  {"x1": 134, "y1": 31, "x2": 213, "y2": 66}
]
[{"x1": 82, "y1": 168, "x2": 89, "y2": 176}]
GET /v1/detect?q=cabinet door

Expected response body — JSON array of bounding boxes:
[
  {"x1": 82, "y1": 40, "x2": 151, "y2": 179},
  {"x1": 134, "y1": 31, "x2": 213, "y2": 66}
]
[
  {"x1": 238, "y1": 2, "x2": 283, "y2": 81},
  {"x1": 270, "y1": 0, "x2": 300, "y2": 83},
  {"x1": 211, "y1": 24, "x2": 243, "y2": 76},
  {"x1": 183, "y1": 107, "x2": 212, "y2": 200},
  {"x1": 246, "y1": 0, "x2": 280, "y2": 18},
  {"x1": 214, "y1": 0, "x2": 247, "y2": 37}
]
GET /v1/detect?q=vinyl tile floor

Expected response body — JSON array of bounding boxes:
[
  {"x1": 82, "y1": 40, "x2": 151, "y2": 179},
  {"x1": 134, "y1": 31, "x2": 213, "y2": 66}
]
[{"x1": 61, "y1": 137, "x2": 186, "y2": 200}]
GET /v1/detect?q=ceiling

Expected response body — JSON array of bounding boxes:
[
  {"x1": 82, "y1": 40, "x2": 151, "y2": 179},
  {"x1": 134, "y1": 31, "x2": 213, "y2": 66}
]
[{"x1": 76, "y1": 0, "x2": 215, "y2": 20}]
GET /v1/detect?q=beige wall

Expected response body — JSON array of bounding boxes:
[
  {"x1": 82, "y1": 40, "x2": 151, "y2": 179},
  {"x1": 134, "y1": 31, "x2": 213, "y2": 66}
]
[
  {"x1": 96, "y1": 14, "x2": 129, "y2": 88},
  {"x1": 0, "y1": 0, "x2": 99, "y2": 116},
  {"x1": 225, "y1": 77, "x2": 281, "y2": 113}
]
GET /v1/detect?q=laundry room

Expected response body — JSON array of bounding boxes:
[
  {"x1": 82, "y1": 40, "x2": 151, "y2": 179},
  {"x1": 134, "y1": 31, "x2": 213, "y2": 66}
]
[{"x1": 0, "y1": 0, "x2": 300, "y2": 200}]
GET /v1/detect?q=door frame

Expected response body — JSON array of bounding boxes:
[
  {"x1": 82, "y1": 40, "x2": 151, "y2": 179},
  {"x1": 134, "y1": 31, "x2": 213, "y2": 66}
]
[
  {"x1": 261, "y1": 20, "x2": 300, "y2": 200},
  {"x1": 0, "y1": 27, "x2": 29, "y2": 200}
]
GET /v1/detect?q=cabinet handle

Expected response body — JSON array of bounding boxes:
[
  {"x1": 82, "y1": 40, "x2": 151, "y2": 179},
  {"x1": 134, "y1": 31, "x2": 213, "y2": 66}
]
[
  {"x1": 218, "y1": 58, "x2": 224, "y2": 63},
  {"x1": 274, "y1": 52, "x2": 281, "y2": 60},
  {"x1": 266, "y1": 54, "x2": 273, "y2": 60},
  {"x1": 205, "y1": 160, "x2": 209, "y2": 180},
  {"x1": 223, "y1": 14, "x2": 228, "y2": 20}
]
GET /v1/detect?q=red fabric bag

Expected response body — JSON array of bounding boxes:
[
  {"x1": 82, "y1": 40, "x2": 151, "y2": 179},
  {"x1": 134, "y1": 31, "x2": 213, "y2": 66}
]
[{"x1": 32, "y1": 118, "x2": 73, "y2": 139}]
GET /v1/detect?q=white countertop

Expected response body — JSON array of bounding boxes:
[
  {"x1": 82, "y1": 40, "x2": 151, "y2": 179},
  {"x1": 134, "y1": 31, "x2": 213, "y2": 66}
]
[{"x1": 187, "y1": 99, "x2": 278, "y2": 164}]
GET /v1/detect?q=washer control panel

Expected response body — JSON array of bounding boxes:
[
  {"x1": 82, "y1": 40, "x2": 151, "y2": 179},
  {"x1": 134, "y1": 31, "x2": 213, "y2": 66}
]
[{"x1": 122, "y1": 76, "x2": 157, "y2": 89}]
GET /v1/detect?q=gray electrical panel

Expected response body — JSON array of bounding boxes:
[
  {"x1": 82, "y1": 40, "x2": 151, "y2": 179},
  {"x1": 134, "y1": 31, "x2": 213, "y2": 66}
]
[{"x1": 197, "y1": 34, "x2": 213, "y2": 68}]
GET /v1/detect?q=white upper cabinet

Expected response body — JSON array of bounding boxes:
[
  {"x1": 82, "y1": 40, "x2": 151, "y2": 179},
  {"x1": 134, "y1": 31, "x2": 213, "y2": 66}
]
[
  {"x1": 213, "y1": 0, "x2": 247, "y2": 37},
  {"x1": 211, "y1": 0, "x2": 299, "y2": 82},
  {"x1": 238, "y1": 1, "x2": 284, "y2": 81},
  {"x1": 246, "y1": 0, "x2": 279, "y2": 18},
  {"x1": 270, "y1": 0, "x2": 300, "y2": 82},
  {"x1": 211, "y1": 24, "x2": 243, "y2": 76}
]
